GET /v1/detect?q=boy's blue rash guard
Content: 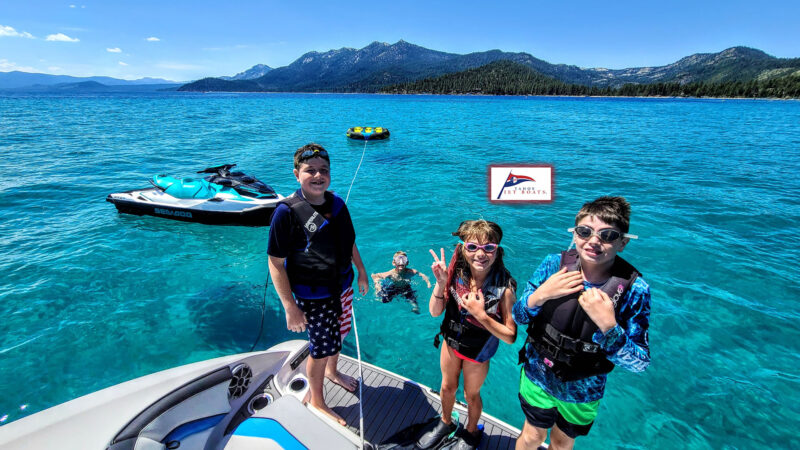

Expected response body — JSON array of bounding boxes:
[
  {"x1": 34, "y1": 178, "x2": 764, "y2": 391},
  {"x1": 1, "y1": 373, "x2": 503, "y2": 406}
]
[{"x1": 513, "y1": 253, "x2": 651, "y2": 403}]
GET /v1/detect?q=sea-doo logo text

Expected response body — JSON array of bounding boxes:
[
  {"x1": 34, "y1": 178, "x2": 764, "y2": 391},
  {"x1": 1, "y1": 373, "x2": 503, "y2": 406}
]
[
  {"x1": 154, "y1": 208, "x2": 192, "y2": 218},
  {"x1": 305, "y1": 212, "x2": 318, "y2": 232},
  {"x1": 610, "y1": 284, "x2": 624, "y2": 307}
]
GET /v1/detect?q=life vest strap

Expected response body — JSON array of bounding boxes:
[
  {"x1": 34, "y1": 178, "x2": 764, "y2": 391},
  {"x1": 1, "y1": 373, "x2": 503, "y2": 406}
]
[
  {"x1": 543, "y1": 324, "x2": 602, "y2": 354},
  {"x1": 434, "y1": 332, "x2": 465, "y2": 354},
  {"x1": 446, "y1": 321, "x2": 465, "y2": 334},
  {"x1": 446, "y1": 336, "x2": 463, "y2": 353}
]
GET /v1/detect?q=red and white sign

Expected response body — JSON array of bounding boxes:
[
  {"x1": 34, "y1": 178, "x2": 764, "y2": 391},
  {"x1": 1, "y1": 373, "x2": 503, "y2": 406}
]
[{"x1": 488, "y1": 165, "x2": 553, "y2": 203}]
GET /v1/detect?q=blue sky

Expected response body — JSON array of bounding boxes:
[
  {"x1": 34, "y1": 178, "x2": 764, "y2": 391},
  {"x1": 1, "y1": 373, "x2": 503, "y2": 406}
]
[{"x1": 1, "y1": 0, "x2": 798, "y2": 81}]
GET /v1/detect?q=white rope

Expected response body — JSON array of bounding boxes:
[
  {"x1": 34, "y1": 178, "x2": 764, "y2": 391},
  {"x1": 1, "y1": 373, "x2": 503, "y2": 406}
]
[
  {"x1": 350, "y1": 302, "x2": 366, "y2": 449},
  {"x1": 343, "y1": 138, "x2": 369, "y2": 449},
  {"x1": 344, "y1": 140, "x2": 368, "y2": 204}
]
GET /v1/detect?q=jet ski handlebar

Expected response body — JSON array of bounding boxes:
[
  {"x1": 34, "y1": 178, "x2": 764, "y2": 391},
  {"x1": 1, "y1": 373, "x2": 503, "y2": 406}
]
[
  {"x1": 197, "y1": 164, "x2": 237, "y2": 175},
  {"x1": 148, "y1": 177, "x2": 167, "y2": 191}
]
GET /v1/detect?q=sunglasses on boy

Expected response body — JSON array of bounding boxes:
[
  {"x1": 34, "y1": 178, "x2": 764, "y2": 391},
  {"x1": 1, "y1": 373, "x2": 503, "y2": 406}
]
[
  {"x1": 568, "y1": 226, "x2": 638, "y2": 243},
  {"x1": 299, "y1": 148, "x2": 329, "y2": 159},
  {"x1": 459, "y1": 241, "x2": 499, "y2": 253}
]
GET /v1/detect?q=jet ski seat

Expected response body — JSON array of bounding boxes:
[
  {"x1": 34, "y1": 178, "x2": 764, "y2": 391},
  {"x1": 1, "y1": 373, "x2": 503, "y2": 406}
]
[{"x1": 152, "y1": 176, "x2": 219, "y2": 200}]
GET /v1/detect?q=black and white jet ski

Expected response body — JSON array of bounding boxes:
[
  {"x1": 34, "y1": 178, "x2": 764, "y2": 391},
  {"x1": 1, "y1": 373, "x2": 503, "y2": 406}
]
[{"x1": 106, "y1": 164, "x2": 284, "y2": 226}]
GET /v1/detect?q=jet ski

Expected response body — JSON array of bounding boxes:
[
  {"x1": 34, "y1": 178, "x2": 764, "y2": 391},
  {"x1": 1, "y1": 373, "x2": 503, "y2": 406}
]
[{"x1": 106, "y1": 164, "x2": 284, "y2": 226}]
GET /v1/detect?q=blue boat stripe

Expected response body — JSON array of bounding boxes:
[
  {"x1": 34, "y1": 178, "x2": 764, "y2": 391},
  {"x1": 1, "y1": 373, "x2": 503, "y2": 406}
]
[
  {"x1": 232, "y1": 418, "x2": 307, "y2": 450},
  {"x1": 162, "y1": 414, "x2": 226, "y2": 443}
]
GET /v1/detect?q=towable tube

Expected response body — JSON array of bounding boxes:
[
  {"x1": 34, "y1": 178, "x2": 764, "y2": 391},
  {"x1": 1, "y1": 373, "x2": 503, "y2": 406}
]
[{"x1": 346, "y1": 126, "x2": 390, "y2": 140}]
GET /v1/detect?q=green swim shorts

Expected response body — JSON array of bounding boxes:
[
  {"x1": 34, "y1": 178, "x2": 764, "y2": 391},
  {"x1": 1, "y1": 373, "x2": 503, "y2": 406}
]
[{"x1": 518, "y1": 369, "x2": 600, "y2": 437}]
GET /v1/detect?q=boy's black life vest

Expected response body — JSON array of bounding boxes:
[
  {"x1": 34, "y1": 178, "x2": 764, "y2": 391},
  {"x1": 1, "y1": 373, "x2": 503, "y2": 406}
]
[
  {"x1": 281, "y1": 191, "x2": 353, "y2": 298},
  {"x1": 434, "y1": 270, "x2": 509, "y2": 361},
  {"x1": 519, "y1": 249, "x2": 639, "y2": 381}
]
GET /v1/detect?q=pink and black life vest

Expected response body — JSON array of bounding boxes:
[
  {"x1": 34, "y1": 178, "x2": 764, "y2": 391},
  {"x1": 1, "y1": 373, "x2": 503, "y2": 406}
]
[{"x1": 436, "y1": 263, "x2": 512, "y2": 361}]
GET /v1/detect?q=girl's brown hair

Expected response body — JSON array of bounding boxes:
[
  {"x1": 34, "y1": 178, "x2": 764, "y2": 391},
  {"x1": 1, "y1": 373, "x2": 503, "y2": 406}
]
[{"x1": 447, "y1": 219, "x2": 515, "y2": 292}]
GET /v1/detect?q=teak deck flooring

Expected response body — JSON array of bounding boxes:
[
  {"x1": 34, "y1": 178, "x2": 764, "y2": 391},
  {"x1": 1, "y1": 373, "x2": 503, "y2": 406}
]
[{"x1": 325, "y1": 356, "x2": 520, "y2": 449}]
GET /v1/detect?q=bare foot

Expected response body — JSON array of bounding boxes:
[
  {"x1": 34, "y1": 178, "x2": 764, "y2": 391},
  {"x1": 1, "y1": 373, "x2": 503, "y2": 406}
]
[
  {"x1": 325, "y1": 370, "x2": 358, "y2": 393},
  {"x1": 309, "y1": 399, "x2": 347, "y2": 426}
]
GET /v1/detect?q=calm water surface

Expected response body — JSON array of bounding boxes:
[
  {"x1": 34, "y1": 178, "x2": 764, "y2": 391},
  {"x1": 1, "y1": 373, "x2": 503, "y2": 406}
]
[{"x1": 1, "y1": 92, "x2": 798, "y2": 449}]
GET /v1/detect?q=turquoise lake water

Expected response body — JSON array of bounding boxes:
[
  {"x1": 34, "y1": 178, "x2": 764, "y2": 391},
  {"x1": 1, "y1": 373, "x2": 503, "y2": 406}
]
[{"x1": 1, "y1": 92, "x2": 798, "y2": 448}]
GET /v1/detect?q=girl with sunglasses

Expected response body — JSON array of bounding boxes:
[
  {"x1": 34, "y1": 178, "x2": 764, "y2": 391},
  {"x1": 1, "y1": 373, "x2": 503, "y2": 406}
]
[{"x1": 419, "y1": 220, "x2": 517, "y2": 450}]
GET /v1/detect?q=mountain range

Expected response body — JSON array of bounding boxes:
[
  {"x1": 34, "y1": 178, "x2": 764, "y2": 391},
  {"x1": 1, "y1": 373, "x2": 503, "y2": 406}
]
[
  {"x1": 219, "y1": 64, "x2": 273, "y2": 81},
  {"x1": 0, "y1": 71, "x2": 181, "y2": 90},
  {"x1": 4, "y1": 80, "x2": 182, "y2": 93},
  {"x1": 4, "y1": 41, "x2": 798, "y2": 94},
  {"x1": 380, "y1": 59, "x2": 800, "y2": 98},
  {"x1": 179, "y1": 40, "x2": 800, "y2": 93}
]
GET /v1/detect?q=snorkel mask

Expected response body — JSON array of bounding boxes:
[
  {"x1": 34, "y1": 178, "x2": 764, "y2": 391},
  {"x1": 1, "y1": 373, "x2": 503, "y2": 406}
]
[{"x1": 393, "y1": 254, "x2": 408, "y2": 266}]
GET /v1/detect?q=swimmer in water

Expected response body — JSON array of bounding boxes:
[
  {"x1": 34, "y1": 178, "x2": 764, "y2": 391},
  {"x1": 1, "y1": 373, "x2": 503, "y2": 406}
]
[{"x1": 371, "y1": 251, "x2": 432, "y2": 314}]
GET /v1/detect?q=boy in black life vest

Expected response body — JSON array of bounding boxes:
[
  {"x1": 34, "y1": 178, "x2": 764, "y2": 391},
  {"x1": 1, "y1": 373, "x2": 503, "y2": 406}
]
[
  {"x1": 513, "y1": 196, "x2": 650, "y2": 450},
  {"x1": 267, "y1": 143, "x2": 369, "y2": 426}
]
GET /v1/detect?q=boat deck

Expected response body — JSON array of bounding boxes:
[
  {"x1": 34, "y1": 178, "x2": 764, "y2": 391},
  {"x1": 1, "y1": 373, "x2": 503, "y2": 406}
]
[{"x1": 327, "y1": 356, "x2": 520, "y2": 449}]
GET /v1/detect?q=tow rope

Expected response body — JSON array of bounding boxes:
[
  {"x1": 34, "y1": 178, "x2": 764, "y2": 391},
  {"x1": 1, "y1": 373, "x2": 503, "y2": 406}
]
[{"x1": 345, "y1": 139, "x2": 369, "y2": 449}]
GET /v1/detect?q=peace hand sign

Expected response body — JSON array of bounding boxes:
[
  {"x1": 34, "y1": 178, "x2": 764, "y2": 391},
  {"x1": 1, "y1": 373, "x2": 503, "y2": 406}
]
[{"x1": 429, "y1": 247, "x2": 448, "y2": 286}]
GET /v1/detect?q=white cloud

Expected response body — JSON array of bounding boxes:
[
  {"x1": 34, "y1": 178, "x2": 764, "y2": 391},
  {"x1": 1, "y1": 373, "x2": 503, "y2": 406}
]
[
  {"x1": 46, "y1": 33, "x2": 79, "y2": 42},
  {"x1": 118, "y1": 61, "x2": 128, "y2": 66},
  {"x1": 48, "y1": 66, "x2": 63, "y2": 72},
  {"x1": 0, "y1": 59, "x2": 37, "y2": 72},
  {"x1": 107, "y1": 47, "x2": 122, "y2": 53},
  {"x1": 146, "y1": 37, "x2": 160, "y2": 42},
  {"x1": 1, "y1": 25, "x2": 35, "y2": 39},
  {"x1": 70, "y1": 4, "x2": 76, "y2": 7}
]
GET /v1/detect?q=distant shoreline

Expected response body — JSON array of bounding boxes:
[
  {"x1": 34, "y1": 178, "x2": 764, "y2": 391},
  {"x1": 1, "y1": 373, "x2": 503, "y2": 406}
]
[
  {"x1": 380, "y1": 92, "x2": 800, "y2": 101},
  {"x1": 2, "y1": 89, "x2": 797, "y2": 101},
  {"x1": 181, "y1": 91, "x2": 800, "y2": 101}
]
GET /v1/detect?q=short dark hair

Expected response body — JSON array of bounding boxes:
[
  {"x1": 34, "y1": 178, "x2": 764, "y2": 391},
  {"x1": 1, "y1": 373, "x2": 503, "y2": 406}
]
[
  {"x1": 575, "y1": 196, "x2": 631, "y2": 233},
  {"x1": 294, "y1": 143, "x2": 330, "y2": 169}
]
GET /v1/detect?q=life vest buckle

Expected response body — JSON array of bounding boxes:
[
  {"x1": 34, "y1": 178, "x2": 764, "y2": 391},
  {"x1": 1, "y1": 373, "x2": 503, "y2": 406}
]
[
  {"x1": 582, "y1": 342, "x2": 599, "y2": 353},
  {"x1": 538, "y1": 339, "x2": 561, "y2": 361},
  {"x1": 446, "y1": 337, "x2": 462, "y2": 352},
  {"x1": 448, "y1": 322, "x2": 464, "y2": 334},
  {"x1": 545, "y1": 324, "x2": 576, "y2": 350}
]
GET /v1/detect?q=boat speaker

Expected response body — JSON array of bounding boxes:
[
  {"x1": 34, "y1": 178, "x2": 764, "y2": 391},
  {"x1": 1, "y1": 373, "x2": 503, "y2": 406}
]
[
  {"x1": 247, "y1": 393, "x2": 274, "y2": 414},
  {"x1": 289, "y1": 377, "x2": 307, "y2": 392},
  {"x1": 228, "y1": 364, "x2": 253, "y2": 400}
]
